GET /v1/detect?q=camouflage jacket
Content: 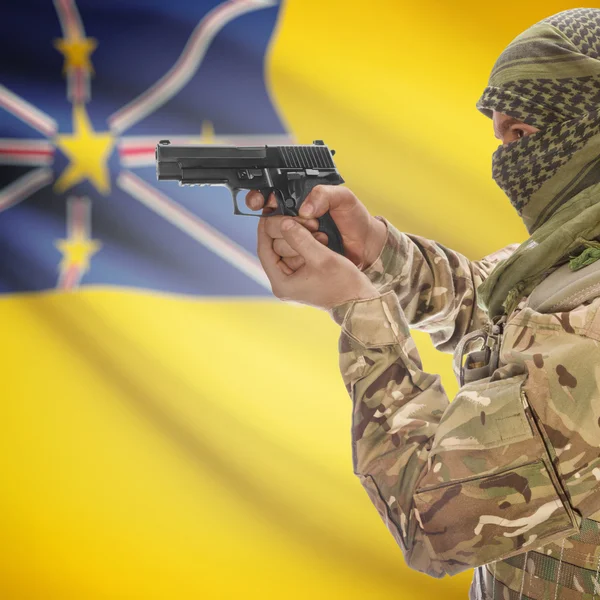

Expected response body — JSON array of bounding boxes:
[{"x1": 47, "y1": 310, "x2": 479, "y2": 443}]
[{"x1": 331, "y1": 218, "x2": 600, "y2": 578}]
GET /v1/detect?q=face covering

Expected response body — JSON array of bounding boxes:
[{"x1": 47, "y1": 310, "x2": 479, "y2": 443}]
[
  {"x1": 491, "y1": 111, "x2": 600, "y2": 232},
  {"x1": 475, "y1": 8, "x2": 600, "y2": 318}
]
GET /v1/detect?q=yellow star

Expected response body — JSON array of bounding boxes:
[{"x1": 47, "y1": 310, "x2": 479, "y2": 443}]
[
  {"x1": 54, "y1": 36, "x2": 97, "y2": 74},
  {"x1": 56, "y1": 235, "x2": 101, "y2": 273},
  {"x1": 54, "y1": 105, "x2": 115, "y2": 195},
  {"x1": 200, "y1": 120, "x2": 215, "y2": 143}
]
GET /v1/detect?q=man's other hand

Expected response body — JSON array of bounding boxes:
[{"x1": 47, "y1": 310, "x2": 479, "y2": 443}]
[
  {"x1": 246, "y1": 186, "x2": 387, "y2": 271},
  {"x1": 258, "y1": 216, "x2": 379, "y2": 310}
]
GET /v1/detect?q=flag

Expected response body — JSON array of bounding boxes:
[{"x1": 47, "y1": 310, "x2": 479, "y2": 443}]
[{"x1": 0, "y1": 1, "x2": 580, "y2": 598}]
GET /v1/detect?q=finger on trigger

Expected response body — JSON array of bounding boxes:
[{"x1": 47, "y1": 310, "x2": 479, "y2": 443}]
[
  {"x1": 266, "y1": 192, "x2": 278, "y2": 209},
  {"x1": 245, "y1": 190, "x2": 264, "y2": 211}
]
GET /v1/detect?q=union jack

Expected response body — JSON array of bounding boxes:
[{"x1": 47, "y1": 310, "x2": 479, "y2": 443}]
[{"x1": 0, "y1": 0, "x2": 291, "y2": 295}]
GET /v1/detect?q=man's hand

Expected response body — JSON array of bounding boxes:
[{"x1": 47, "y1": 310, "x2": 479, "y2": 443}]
[
  {"x1": 246, "y1": 186, "x2": 387, "y2": 271},
  {"x1": 258, "y1": 216, "x2": 379, "y2": 310}
]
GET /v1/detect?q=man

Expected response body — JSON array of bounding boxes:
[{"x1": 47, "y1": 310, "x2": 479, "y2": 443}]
[{"x1": 247, "y1": 8, "x2": 600, "y2": 599}]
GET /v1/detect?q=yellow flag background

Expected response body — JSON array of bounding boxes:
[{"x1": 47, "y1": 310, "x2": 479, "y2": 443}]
[{"x1": 1, "y1": 1, "x2": 586, "y2": 598}]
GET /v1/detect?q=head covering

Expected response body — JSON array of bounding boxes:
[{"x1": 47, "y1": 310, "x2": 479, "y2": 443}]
[
  {"x1": 478, "y1": 9, "x2": 600, "y2": 128},
  {"x1": 475, "y1": 9, "x2": 600, "y2": 318},
  {"x1": 477, "y1": 8, "x2": 600, "y2": 234}
]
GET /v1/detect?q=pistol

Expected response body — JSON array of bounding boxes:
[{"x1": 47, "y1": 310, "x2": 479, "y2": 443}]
[{"x1": 155, "y1": 139, "x2": 345, "y2": 255}]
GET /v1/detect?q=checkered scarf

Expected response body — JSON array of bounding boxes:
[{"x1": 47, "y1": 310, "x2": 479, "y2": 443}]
[
  {"x1": 477, "y1": 8, "x2": 600, "y2": 233},
  {"x1": 476, "y1": 9, "x2": 600, "y2": 318}
]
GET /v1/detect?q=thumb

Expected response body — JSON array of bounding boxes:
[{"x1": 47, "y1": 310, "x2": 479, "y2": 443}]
[
  {"x1": 299, "y1": 185, "x2": 350, "y2": 218},
  {"x1": 280, "y1": 219, "x2": 326, "y2": 263}
]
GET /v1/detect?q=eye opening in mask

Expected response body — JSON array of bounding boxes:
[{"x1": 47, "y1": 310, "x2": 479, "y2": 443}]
[{"x1": 495, "y1": 125, "x2": 546, "y2": 152}]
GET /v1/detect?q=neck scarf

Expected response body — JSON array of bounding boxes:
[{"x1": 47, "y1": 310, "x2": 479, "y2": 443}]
[{"x1": 475, "y1": 9, "x2": 600, "y2": 318}]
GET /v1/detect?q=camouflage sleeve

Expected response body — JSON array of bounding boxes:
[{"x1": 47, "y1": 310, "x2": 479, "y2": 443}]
[
  {"x1": 331, "y1": 292, "x2": 581, "y2": 578},
  {"x1": 363, "y1": 217, "x2": 519, "y2": 353}
]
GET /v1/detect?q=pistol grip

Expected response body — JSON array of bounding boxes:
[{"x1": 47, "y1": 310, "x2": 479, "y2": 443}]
[
  {"x1": 316, "y1": 212, "x2": 344, "y2": 255},
  {"x1": 290, "y1": 179, "x2": 345, "y2": 256}
]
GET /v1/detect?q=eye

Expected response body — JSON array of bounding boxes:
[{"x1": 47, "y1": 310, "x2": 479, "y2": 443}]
[{"x1": 512, "y1": 128, "x2": 525, "y2": 139}]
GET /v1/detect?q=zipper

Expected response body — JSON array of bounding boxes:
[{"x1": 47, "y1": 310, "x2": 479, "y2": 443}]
[{"x1": 519, "y1": 389, "x2": 579, "y2": 528}]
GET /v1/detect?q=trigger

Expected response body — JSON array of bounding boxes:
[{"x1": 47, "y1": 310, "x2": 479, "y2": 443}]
[
  {"x1": 260, "y1": 188, "x2": 271, "y2": 204},
  {"x1": 260, "y1": 188, "x2": 279, "y2": 210},
  {"x1": 260, "y1": 188, "x2": 283, "y2": 214}
]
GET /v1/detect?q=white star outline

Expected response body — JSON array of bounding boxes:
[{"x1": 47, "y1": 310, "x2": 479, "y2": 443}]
[{"x1": 0, "y1": 0, "x2": 293, "y2": 291}]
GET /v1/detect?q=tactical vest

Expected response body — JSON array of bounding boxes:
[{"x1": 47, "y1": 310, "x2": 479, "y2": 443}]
[
  {"x1": 471, "y1": 518, "x2": 600, "y2": 599},
  {"x1": 455, "y1": 259, "x2": 600, "y2": 600}
]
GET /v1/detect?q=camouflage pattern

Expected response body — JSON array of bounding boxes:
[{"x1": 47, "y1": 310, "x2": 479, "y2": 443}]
[
  {"x1": 474, "y1": 520, "x2": 600, "y2": 600},
  {"x1": 480, "y1": 522, "x2": 600, "y2": 599},
  {"x1": 359, "y1": 217, "x2": 519, "y2": 354},
  {"x1": 330, "y1": 220, "x2": 600, "y2": 598}
]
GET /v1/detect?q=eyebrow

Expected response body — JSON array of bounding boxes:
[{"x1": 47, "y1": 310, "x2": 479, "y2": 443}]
[{"x1": 494, "y1": 116, "x2": 524, "y2": 139}]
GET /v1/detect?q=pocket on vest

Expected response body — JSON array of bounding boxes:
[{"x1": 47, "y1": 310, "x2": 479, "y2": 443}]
[
  {"x1": 413, "y1": 373, "x2": 579, "y2": 574},
  {"x1": 414, "y1": 460, "x2": 579, "y2": 575}
]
